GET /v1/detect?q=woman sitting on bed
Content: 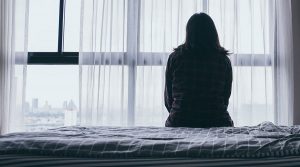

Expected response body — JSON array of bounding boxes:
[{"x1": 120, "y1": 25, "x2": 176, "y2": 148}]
[{"x1": 164, "y1": 13, "x2": 234, "y2": 128}]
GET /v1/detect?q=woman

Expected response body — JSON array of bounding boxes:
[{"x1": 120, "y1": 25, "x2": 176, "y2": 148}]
[{"x1": 164, "y1": 13, "x2": 234, "y2": 128}]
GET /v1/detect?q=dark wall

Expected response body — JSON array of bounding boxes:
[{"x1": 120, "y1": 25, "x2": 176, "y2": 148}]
[{"x1": 292, "y1": 0, "x2": 300, "y2": 124}]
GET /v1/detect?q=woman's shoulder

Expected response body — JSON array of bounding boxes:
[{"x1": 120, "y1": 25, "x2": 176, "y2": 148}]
[
  {"x1": 169, "y1": 47, "x2": 187, "y2": 60},
  {"x1": 215, "y1": 54, "x2": 232, "y2": 71},
  {"x1": 170, "y1": 45, "x2": 231, "y2": 63},
  {"x1": 211, "y1": 51, "x2": 231, "y2": 63},
  {"x1": 221, "y1": 54, "x2": 231, "y2": 66}
]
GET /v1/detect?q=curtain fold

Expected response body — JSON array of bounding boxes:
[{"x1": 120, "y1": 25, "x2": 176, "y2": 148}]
[
  {"x1": 0, "y1": 0, "x2": 28, "y2": 134},
  {"x1": 78, "y1": 0, "x2": 290, "y2": 127},
  {"x1": 209, "y1": 0, "x2": 274, "y2": 126},
  {"x1": 271, "y1": 0, "x2": 294, "y2": 125},
  {"x1": 0, "y1": 0, "x2": 15, "y2": 134},
  {"x1": 79, "y1": 0, "x2": 128, "y2": 126}
]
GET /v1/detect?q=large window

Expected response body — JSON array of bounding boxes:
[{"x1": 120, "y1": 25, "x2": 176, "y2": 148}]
[
  {"x1": 24, "y1": 0, "x2": 80, "y2": 131},
  {"x1": 25, "y1": 66, "x2": 79, "y2": 131},
  {"x1": 23, "y1": 0, "x2": 273, "y2": 131}
]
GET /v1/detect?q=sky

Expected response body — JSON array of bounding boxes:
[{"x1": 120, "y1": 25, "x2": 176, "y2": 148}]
[{"x1": 26, "y1": 65, "x2": 79, "y2": 108}]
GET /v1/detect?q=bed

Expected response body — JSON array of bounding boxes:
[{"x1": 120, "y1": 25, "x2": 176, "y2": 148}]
[{"x1": 1, "y1": 122, "x2": 300, "y2": 166}]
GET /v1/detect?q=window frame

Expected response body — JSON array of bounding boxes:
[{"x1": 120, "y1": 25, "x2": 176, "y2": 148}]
[
  {"x1": 24, "y1": 0, "x2": 272, "y2": 126},
  {"x1": 27, "y1": 0, "x2": 271, "y2": 66},
  {"x1": 27, "y1": 0, "x2": 78, "y2": 65}
]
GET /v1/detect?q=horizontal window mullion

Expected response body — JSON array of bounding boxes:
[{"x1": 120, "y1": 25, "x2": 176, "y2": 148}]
[
  {"x1": 136, "y1": 52, "x2": 272, "y2": 66},
  {"x1": 230, "y1": 54, "x2": 272, "y2": 66},
  {"x1": 27, "y1": 52, "x2": 78, "y2": 65},
  {"x1": 79, "y1": 52, "x2": 127, "y2": 65},
  {"x1": 16, "y1": 52, "x2": 272, "y2": 66}
]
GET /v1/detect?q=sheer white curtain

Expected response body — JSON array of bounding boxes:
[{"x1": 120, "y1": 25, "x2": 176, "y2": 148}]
[
  {"x1": 0, "y1": 0, "x2": 29, "y2": 134},
  {"x1": 79, "y1": 0, "x2": 128, "y2": 126},
  {"x1": 271, "y1": 0, "x2": 294, "y2": 125},
  {"x1": 79, "y1": 0, "x2": 292, "y2": 127},
  {"x1": 138, "y1": 0, "x2": 273, "y2": 126},
  {"x1": 208, "y1": 0, "x2": 274, "y2": 126}
]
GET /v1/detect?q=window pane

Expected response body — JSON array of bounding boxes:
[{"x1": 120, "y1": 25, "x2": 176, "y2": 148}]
[
  {"x1": 228, "y1": 66, "x2": 274, "y2": 126},
  {"x1": 15, "y1": 0, "x2": 28, "y2": 52},
  {"x1": 67, "y1": 0, "x2": 127, "y2": 52},
  {"x1": 140, "y1": 0, "x2": 270, "y2": 54},
  {"x1": 28, "y1": 0, "x2": 59, "y2": 51},
  {"x1": 25, "y1": 66, "x2": 79, "y2": 131},
  {"x1": 208, "y1": 0, "x2": 270, "y2": 54},
  {"x1": 136, "y1": 66, "x2": 274, "y2": 127},
  {"x1": 64, "y1": 0, "x2": 81, "y2": 52},
  {"x1": 139, "y1": 0, "x2": 203, "y2": 52},
  {"x1": 135, "y1": 66, "x2": 168, "y2": 126}
]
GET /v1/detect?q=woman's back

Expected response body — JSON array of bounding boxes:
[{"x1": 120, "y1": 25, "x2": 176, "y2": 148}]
[
  {"x1": 164, "y1": 13, "x2": 234, "y2": 128},
  {"x1": 164, "y1": 49, "x2": 233, "y2": 127}
]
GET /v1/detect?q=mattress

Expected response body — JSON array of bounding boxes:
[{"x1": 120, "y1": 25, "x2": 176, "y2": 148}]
[
  {"x1": 1, "y1": 122, "x2": 300, "y2": 161},
  {"x1": 1, "y1": 154, "x2": 300, "y2": 167}
]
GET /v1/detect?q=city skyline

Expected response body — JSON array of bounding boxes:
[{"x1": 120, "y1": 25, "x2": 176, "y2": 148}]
[
  {"x1": 25, "y1": 98, "x2": 77, "y2": 112},
  {"x1": 25, "y1": 65, "x2": 79, "y2": 109}
]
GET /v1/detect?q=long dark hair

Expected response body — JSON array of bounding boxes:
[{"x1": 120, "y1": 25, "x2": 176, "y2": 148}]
[{"x1": 175, "y1": 13, "x2": 229, "y2": 55}]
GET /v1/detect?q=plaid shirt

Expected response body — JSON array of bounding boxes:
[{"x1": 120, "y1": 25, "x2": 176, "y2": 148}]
[{"x1": 164, "y1": 49, "x2": 233, "y2": 127}]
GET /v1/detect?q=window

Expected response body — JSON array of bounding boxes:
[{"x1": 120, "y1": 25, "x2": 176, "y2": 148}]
[
  {"x1": 23, "y1": 0, "x2": 273, "y2": 130},
  {"x1": 25, "y1": 66, "x2": 79, "y2": 131},
  {"x1": 28, "y1": 0, "x2": 60, "y2": 52},
  {"x1": 24, "y1": 0, "x2": 80, "y2": 131},
  {"x1": 26, "y1": 0, "x2": 271, "y2": 64}
]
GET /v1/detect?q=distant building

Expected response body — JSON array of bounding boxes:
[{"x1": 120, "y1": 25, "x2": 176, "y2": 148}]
[
  {"x1": 62, "y1": 101, "x2": 68, "y2": 110},
  {"x1": 42, "y1": 101, "x2": 52, "y2": 111},
  {"x1": 67, "y1": 100, "x2": 77, "y2": 110},
  {"x1": 24, "y1": 102, "x2": 30, "y2": 112},
  {"x1": 32, "y1": 98, "x2": 38, "y2": 112},
  {"x1": 64, "y1": 100, "x2": 77, "y2": 126}
]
